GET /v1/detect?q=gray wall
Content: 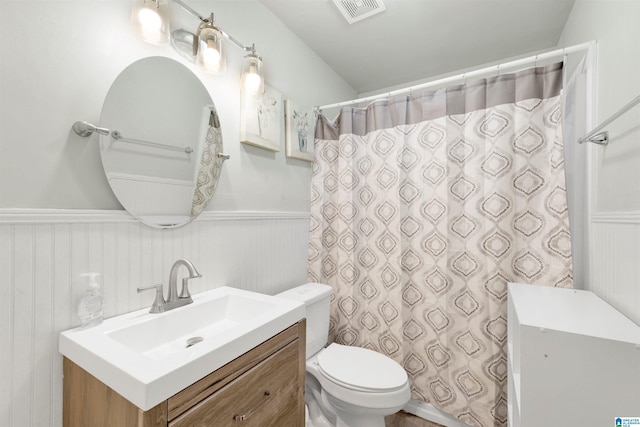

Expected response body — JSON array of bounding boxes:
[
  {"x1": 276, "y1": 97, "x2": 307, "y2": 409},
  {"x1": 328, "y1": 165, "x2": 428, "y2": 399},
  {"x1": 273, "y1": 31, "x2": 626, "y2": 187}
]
[
  {"x1": 0, "y1": 0, "x2": 357, "y2": 212},
  {"x1": 558, "y1": 0, "x2": 640, "y2": 322},
  {"x1": 560, "y1": 0, "x2": 640, "y2": 212}
]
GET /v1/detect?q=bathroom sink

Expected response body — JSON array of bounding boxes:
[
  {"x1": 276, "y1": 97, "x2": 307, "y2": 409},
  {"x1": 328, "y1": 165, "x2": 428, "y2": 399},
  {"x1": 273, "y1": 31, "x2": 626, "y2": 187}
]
[
  {"x1": 59, "y1": 286, "x2": 304, "y2": 411},
  {"x1": 106, "y1": 292, "x2": 276, "y2": 360}
]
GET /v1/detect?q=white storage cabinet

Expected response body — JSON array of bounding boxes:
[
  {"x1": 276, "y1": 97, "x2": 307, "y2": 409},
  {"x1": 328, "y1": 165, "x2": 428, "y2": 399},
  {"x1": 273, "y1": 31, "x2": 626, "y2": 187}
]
[{"x1": 507, "y1": 283, "x2": 640, "y2": 427}]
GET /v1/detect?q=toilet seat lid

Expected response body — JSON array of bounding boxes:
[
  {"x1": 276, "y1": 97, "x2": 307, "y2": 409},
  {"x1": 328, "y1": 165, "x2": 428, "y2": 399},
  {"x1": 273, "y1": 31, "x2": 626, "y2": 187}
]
[{"x1": 317, "y1": 343, "x2": 408, "y2": 392}]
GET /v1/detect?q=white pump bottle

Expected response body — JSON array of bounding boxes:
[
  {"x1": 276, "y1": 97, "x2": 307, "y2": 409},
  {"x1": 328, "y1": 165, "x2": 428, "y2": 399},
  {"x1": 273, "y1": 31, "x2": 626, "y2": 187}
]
[{"x1": 77, "y1": 272, "x2": 103, "y2": 328}]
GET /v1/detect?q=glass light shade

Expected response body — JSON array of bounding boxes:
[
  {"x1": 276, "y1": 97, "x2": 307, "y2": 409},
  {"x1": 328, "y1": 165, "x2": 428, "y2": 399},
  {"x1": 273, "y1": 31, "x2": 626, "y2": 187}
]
[
  {"x1": 132, "y1": 0, "x2": 169, "y2": 45},
  {"x1": 241, "y1": 55, "x2": 264, "y2": 95},
  {"x1": 197, "y1": 26, "x2": 226, "y2": 74}
]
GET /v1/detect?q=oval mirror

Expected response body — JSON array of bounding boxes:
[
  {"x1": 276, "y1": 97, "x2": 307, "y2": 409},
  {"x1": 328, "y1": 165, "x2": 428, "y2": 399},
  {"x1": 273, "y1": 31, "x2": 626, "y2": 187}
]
[{"x1": 99, "y1": 56, "x2": 225, "y2": 229}]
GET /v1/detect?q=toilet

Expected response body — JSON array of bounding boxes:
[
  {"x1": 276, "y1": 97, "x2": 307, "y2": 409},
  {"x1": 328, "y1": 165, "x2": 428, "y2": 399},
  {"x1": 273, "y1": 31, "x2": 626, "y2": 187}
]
[{"x1": 277, "y1": 283, "x2": 411, "y2": 427}]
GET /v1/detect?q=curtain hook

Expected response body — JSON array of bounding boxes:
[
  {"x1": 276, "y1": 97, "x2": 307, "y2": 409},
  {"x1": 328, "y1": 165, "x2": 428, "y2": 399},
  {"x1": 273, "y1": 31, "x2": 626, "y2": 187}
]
[
  {"x1": 462, "y1": 72, "x2": 467, "y2": 86},
  {"x1": 534, "y1": 54, "x2": 538, "y2": 67},
  {"x1": 496, "y1": 64, "x2": 500, "y2": 76}
]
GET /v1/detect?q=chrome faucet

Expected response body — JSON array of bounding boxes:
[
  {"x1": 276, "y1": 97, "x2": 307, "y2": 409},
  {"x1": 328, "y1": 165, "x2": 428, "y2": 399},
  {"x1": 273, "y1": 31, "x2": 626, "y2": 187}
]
[
  {"x1": 167, "y1": 258, "x2": 201, "y2": 306},
  {"x1": 137, "y1": 259, "x2": 202, "y2": 313}
]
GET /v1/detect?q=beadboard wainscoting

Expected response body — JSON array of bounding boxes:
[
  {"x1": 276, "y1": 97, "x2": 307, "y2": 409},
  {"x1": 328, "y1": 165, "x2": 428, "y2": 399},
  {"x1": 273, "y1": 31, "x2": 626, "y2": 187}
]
[
  {"x1": 0, "y1": 209, "x2": 310, "y2": 427},
  {"x1": 590, "y1": 212, "x2": 640, "y2": 326}
]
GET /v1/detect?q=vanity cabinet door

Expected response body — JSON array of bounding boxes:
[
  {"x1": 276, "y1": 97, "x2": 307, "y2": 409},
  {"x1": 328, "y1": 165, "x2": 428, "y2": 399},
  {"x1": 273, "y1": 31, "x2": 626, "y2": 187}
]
[
  {"x1": 169, "y1": 339, "x2": 300, "y2": 427},
  {"x1": 62, "y1": 357, "x2": 167, "y2": 427}
]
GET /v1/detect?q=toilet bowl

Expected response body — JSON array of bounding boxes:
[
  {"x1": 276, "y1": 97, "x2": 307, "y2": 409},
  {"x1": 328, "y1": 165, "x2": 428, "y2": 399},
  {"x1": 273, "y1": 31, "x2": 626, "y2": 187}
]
[
  {"x1": 277, "y1": 283, "x2": 411, "y2": 427},
  {"x1": 308, "y1": 343, "x2": 411, "y2": 427}
]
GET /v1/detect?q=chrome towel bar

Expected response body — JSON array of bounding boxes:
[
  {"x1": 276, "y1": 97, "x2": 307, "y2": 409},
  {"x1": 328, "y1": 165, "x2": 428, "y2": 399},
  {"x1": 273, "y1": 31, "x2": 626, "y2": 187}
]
[
  {"x1": 578, "y1": 93, "x2": 640, "y2": 146},
  {"x1": 72, "y1": 120, "x2": 193, "y2": 154}
]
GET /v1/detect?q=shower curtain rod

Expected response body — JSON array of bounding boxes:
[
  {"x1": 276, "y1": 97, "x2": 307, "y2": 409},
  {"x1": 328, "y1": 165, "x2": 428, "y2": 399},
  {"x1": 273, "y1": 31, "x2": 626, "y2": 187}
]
[{"x1": 315, "y1": 41, "x2": 594, "y2": 111}]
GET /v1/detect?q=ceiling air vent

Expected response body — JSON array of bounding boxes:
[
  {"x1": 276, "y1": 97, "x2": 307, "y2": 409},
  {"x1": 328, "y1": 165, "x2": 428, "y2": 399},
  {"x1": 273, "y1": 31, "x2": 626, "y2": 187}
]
[{"x1": 332, "y1": 0, "x2": 386, "y2": 24}]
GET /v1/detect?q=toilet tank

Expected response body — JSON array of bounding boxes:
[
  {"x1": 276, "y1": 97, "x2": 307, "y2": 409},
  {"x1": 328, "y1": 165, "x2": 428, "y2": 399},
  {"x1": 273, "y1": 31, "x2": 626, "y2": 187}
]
[{"x1": 276, "y1": 283, "x2": 332, "y2": 357}]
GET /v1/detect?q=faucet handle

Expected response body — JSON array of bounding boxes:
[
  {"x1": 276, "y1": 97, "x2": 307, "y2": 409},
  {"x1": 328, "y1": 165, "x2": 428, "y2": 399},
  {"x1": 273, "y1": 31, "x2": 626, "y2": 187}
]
[{"x1": 137, "y1": 284, "x2": 166, "y2": 313}]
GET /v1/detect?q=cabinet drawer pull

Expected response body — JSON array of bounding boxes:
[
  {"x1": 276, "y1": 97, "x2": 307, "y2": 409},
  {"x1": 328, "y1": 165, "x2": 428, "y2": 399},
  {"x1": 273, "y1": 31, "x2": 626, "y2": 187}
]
[{"x1": 232, "y1": 390, "x2": 271, "y2": 422}]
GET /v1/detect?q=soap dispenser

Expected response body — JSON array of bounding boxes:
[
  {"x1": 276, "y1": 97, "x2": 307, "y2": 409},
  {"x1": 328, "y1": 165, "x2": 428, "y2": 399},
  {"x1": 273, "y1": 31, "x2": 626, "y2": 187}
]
[{"x1": 77, "y1": 272, "x2": 103, "y2": 328}]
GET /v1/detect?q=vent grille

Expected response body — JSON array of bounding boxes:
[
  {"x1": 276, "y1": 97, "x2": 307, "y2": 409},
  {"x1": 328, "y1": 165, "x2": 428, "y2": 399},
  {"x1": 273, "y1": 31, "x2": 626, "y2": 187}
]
[{"x1": 332, "y1": 0, "x2": 386, "y2": 24}]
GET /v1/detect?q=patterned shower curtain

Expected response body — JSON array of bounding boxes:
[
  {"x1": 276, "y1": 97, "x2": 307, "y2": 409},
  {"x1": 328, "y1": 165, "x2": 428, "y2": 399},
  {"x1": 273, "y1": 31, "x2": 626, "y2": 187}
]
[
  {"x1": 308, "y1": 63, "x2": 572, "y2": 426},
  {"x1": 191, "y1": 108, "x2": 224, "y2": 217}
]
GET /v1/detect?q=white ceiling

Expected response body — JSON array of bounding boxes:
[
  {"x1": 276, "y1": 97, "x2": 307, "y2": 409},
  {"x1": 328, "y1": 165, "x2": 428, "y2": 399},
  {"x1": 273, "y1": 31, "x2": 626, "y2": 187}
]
[{"x1": 260, "y1": 0, "x2": 576, "y2": 94}]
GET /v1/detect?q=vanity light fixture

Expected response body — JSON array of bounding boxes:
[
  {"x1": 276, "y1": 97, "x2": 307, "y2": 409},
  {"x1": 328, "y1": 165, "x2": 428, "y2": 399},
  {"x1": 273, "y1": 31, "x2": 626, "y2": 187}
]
[
  {"x1": 132, "y1": 0, "x2": 170, "y2": 45},
  {"x1": 133, "y1": 0, "x2": 265, "y2": 94},
  {"x1": 196, "y1": 15, "x2": 225, "y2": 74},
  {"x1": 241, "y1": 45, "x2": 264, "y2": 95}
]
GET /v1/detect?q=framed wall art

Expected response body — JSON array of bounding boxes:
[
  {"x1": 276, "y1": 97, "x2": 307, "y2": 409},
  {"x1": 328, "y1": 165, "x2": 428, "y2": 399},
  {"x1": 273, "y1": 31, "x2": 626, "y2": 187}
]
[
  {"x1": 285, "y1": 99, "x2": 315, "y2": 162},
  {"x1": 240, "y1": 85, "x2": 282, "y2": 151}
]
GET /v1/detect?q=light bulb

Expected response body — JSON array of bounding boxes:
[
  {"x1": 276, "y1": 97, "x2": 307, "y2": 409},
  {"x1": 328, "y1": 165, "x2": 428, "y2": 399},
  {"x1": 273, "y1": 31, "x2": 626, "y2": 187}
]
[
  {"x1": 138, "y1": 7, "x2": 162, "y2": 31},
  {"x1": 244, "y1": 71, "x2": 262, "y2": 94},
  {"x1": 201, "y1": 40, "x2": 221, "y2": 72},
  {"x1": 241, "y1": 54, "x2": 264, "y2": 95},
  {"x1": 135, "y1": 3, "x2": 167, "y2": 45}
]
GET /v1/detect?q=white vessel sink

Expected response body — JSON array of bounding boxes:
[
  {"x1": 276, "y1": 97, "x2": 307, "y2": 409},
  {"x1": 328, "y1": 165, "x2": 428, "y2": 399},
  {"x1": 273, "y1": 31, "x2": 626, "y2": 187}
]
[{"x1": 59, "y1": 286, "x2": 304, "y2": 411}]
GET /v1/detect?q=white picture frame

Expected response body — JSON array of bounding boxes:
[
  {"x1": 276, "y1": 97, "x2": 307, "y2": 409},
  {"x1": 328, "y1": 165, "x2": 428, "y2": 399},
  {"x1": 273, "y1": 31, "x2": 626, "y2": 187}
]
[
  {"x1": 240, "y1": 85, "x2": 282, "y2": 152},
  {"x1": 285, "y1": 99, "x2": 315, "y2": 162}
]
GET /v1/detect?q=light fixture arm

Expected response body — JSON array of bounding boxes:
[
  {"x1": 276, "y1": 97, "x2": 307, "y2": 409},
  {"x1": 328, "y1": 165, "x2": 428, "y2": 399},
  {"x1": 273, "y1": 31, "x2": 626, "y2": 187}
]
[
  {"x1": 144, "y1": 0, "x2": 161, "y2": 9},
  {"x1": 170, "y1": 0, "x2": 257, "y2": 53},
  {"x1": 195, "y1": 14, "x2": 219, "y2": 39},
  {"x1": 171, "y1": 0, "x2": 206, "y2": 21},
  {"x1": 219, "y1": 28, "x2": 254, "y2": 52}
]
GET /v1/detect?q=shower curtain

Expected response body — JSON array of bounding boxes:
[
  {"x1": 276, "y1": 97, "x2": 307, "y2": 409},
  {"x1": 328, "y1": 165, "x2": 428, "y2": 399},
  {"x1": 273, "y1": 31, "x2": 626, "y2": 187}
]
[
  {"x1": 191, "y1": 108, "x2": 223, "y2": 217},
  {"x1": 308, "y1": 63, "x2": 572, "y2": 426}
]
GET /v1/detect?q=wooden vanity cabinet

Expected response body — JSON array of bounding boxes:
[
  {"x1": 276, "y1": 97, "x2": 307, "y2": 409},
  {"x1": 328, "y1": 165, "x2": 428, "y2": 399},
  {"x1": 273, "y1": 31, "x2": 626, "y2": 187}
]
[{"x1": 63, "y1": 320, "x2": 306, "y2": 427}]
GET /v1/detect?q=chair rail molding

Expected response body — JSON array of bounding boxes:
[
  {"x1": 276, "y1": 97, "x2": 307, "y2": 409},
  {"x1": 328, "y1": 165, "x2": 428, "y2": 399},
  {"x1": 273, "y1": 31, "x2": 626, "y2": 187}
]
[
  {"x1": 0, "y1": 209, "x2": 310, "y2": 224},
  {"x1": 591, "y1": 211, "x2": 640, "y2": 224}
]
